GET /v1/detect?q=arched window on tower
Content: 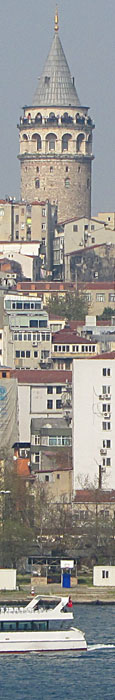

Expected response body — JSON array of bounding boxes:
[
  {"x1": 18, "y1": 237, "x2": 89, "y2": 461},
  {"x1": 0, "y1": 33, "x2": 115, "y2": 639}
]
[
  {"x1": 35, "y1": 113, "x2": 42, "y2": 124},
  {"x1": 46, "y1": 133, "x2": 57, "y2": 152},
  {"x1": 86, "y1": 134, "x2": 92, "y2": 155},
  {"x1": 62, "y1": 134, "x2": 72, "y2": 152},
  {"x1": 32, "y1": 133, "x2": 42, "y2": 151},
  {"x1": 76, "y1": 133, "x2": 85, "y2": 153},
  {"x1": 48, "y1": 112, "x2": 58, "y2": 124},
  {"x1": 23, "y1": 134, "x2": 28, "y2": 140}
]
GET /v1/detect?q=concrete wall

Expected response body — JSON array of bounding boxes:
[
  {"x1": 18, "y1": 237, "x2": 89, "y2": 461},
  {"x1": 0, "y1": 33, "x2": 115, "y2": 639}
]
[
  {"x1": 73, "y1": 357, "x2": 115, "y2": 491},
  {"x1": 93, "y1": 566, "x2": 115, "y2": 586},
  {"x1": 0, "y1": 569, "x2": 16, "y2": 590}
]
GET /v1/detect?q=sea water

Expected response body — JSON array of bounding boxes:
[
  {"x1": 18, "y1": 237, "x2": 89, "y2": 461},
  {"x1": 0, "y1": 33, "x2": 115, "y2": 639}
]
[{"x1": 0, "y1": 604, "x2": 115, "y2": 699}]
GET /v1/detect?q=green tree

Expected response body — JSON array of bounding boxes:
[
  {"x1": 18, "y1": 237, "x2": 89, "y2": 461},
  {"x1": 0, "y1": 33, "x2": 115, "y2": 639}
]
[
  {"x1": 46, "y1": 290, "x2": 88, "y2": 320},
  {"x1": 97, "y1": 307, "x2": 115, "y2": 320}
]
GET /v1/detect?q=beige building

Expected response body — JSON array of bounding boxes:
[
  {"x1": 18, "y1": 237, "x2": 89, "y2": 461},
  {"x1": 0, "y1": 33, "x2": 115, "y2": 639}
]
[
  {"x1": 18, "y1": 11, "x2": 94, "y2": 221},
  {"x1": 95, "y1": 212, "x2": 115, "y2": 230},
  {"x1": 0, "y1": 200, "x2": 12, "y2": 241},
  {"x1": 0, "y1": 200, "x2": 57, "y2": 272},
  {"x1": 78, "y1": 281, "x2": 115, "y2": 316}
]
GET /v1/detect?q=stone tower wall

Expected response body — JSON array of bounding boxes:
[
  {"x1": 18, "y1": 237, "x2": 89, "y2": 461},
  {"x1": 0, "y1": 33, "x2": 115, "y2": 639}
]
[{"x1": 20, "y1": 157, "x2": 91, "y2": 221}]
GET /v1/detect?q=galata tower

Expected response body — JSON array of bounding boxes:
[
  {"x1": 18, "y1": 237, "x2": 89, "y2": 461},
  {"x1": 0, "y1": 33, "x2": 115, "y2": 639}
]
[{"x1": 18, "y1": 10, "x2": 95, "y2": 221}]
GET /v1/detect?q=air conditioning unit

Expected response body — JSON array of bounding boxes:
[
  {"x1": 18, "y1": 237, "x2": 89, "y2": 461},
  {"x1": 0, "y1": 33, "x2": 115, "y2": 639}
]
[
  {"x1": 32, "y1": 341, "x2": 38, "y2": 347},
  {"x1": 99, "y1": 395, "x2": 103, "y2": 400},
  {"x1": 100, "y1": 449, "x2": 107, "y2": 456},
  {"x1": 105, "y1": 394, "x2": 110, "y2": 399},
  {"x1": 104, "y1": 412, "x2": 108, "y2": 418}
]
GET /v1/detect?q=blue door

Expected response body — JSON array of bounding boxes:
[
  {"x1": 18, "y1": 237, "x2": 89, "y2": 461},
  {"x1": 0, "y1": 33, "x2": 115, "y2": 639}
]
[{"x1": 63, "y1": 572, "x2": 71, "y2": 588}]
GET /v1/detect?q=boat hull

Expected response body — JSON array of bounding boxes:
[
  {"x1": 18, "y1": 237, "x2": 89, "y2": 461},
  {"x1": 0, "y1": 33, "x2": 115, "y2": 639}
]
[{"x1": 0, "y1": 630, "x2": 87, "y2": 653}]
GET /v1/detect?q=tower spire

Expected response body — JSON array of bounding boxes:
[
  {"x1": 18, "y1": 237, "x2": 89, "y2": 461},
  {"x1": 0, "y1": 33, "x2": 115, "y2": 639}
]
[{"x1": 54, "y1": 7, "x2": 59, "y2": 32}]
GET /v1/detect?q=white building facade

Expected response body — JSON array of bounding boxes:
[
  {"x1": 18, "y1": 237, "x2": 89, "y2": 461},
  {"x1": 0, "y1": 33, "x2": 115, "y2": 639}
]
[{"x1": 73, "y1": 355, "x2": 115, "y2": 491}]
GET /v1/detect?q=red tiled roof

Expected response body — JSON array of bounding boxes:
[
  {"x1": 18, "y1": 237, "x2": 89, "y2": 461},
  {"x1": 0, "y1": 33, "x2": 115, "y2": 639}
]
[
  {"x1": 11, "y1": 369, "x2": 72, "y2": 384},
  {"x1": 15, "y1": 281, "x2": 75, "y2": 290},
  {"x1": 52, "y1": 329, "x2": 97, "y2": 344},
  {"x1": 74, "y1": 489, "x2": 115, "y2": 503},
  {"x1": 78, "y1": 281, "x2": 115, "y2": 290}
]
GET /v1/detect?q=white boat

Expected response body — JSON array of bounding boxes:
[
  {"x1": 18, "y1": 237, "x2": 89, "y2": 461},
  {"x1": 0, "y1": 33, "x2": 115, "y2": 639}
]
[{"x1": 0, "y1": 595, "x2": 87, "y2": 653}]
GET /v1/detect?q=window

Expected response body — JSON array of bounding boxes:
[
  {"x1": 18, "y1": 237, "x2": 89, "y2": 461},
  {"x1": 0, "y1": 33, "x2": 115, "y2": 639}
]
[
  {"x1": 16, "y1": 351, "x2": 20, "y2": 358},
  {"x1": 42, "y1": 223, "x2": 46, "y2": 231},
  {"x1": 66, "y1": 166, "x2": 68, "y2": 172},
  {"x1": 102, "y1": 386, "x2": 110, "y2": 395},
  {"x1": 16, "y1": 231, "x2": 19, "y2": 240},
  {"x1": 65, "y1": 178, "x2": 70, "y2": 188},
  {"x1": 102, "y1": 422, "x2": 111, "y2": 431},
  {"x1": 42, "y1": 333, "x2": 45, "y2": 341},
  {"x1": 24, "y1": 302, "x2": 30, "y2": 310},
  {"x1": 54, "y1": 345, "x2": 57, "y2": 352},
  {"x1": 47, "y1": 387, "x2": 53, "y2": 394},
  {"x1": 46, "y1": 334, "x2": 50, "y2": 341},
  {"x1": 30, "y1": 320, "x2": 38, "y2": 328},
  {"x1": 62, "y1": 437, "x2": 71, "y2": 446},
  {"x1": 26, "y1": 351, "x2": 30, "y2": 358},
  {"x1": 17, "y1": 302, "x2": 22, "y2": 309},
  {"x1": 0, "y1": 334, "x2": 2, "y2": 340},
  {"x1": 35, "y1": 454, "x2": 39, "y2": 464},
  {"x1": 35, "y1": 179, "x2": 40, "y2": 189},
  {"x1": 41, "y1": 350, "x2": 49, "y2": 358},
  {"x1": 57, "y1": 474, "x2": 60, "y2": 479},
  {"x1": 36, "y1": 167, "x2": 39, "y2": 173},
  {"x1": 28, "y1": 334, "x2": 31, "y2": 340},
  {"x1": 47, "y1": 400, "x2": 53, "y2": 409},
  {"x1": 92, "y1": 237, "x2": 95, "y2": 244},
  {"x1": 0, "y1": 350, "x2": 2, "y2": 356},
  {"x1": 16, "y1": 215, "x2": 19, "y2": 224},
  {"x1": 50, "y1": 166, "x2": 53, "y2": 172},
  {"x1": 56, "y1": 386, "x2": 62, "y2": 394},
  {"x1": 102, "y1": 570, "x2": 109, "y2": 579},
  {"x1": 45, "y1": 475, "x2": 49, "y2": 482},
  {"x1": 73, "y1": 225, "x2": 78, "y2": 232},
  {"x1": 49, "y1": 437, "x2": 57, "y2": 446},
  {"x1": 33, "y1": 436, "x2": 39, "y2": 446},
  {"x1": 42, "y1": 208, "x2": 46, "y2": 217},
  {"x1": 107, "y1": 458, "x2": 111, "y2": 466},
  {"x1": 19, "y1": 333, "x2": 22, "y2": 341},
  {"x1": 109, "y1": 294, "x2": 115, "y2": 302},
  {"x1": 85, "y1": 293, "x2": 91, "y2": 302},
  {"x1": 21, "y1": 351, "x2": 25, "y2": 358},
  {"x1": 34, "y1": 351, "x2": 38, "y2": 358},
  {"x1": 56, "y1": 400, "x2": 62, "y2": 409},
  {"x1": 96, "y1": 294, "x2": 105, "y2": 302},
  {"x1": 103, "y1": 368, "x2": 110, "y2": 377},
  {"x1": 39, "y1": 320, "x2": 47, "y2": 328}
]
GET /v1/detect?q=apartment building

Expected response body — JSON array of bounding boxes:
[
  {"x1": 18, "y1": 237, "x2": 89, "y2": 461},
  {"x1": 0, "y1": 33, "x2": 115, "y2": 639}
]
[
  {"x1": 0, "y1": 199, "x2": 57, "y2": 273},
  {"x1": 52, "y1": 329, "x2": 99, "y2": 370},
  {"x1": 78, "y1": 281, "x2": 115, "y2": 315},
  {"x1": 3, "y1": 293, "x2": 51, "y2": 369},
  {"x1": 73, "y1": 355, "x2": 115, "y2": 492},
  {"x1": 10, "y1": 369, "x2": 72, "y2": 442},
  {"x1": 30, "y1": 416, "x2": 72, "y2": 500}
]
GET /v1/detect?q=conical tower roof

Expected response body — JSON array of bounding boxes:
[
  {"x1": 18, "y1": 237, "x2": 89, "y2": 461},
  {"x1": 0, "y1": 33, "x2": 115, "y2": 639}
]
[{"x1": 33, "y1": 28, "x2": 80, "y2": 108}]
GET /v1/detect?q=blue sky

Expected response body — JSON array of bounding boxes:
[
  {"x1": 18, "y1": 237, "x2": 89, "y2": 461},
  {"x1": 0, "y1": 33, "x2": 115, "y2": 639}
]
[{"x1": 0, "y1": 0, "x2": 115, "y2": 214}]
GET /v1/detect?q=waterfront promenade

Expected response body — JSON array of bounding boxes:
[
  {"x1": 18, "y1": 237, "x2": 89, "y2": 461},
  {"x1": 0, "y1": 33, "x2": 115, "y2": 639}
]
[{"x1": 1, "y1": 583, "x2": 115, "y2": 603}]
